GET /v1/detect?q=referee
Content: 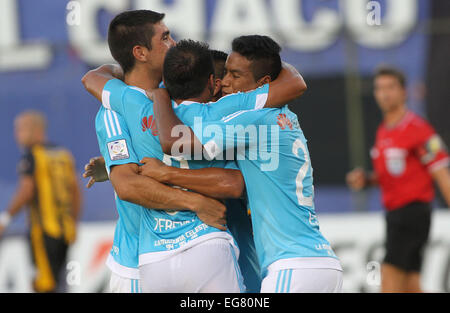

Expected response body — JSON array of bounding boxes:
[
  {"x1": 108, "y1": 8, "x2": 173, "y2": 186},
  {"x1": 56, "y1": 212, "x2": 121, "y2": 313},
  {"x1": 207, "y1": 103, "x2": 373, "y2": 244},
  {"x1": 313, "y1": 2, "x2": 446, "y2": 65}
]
[
  {"x1": 346, "y1": 67, "x2": 450, "y2": 293},
  {"x1": 0, "y1": 111, "x2": 82, "y2": 292}
]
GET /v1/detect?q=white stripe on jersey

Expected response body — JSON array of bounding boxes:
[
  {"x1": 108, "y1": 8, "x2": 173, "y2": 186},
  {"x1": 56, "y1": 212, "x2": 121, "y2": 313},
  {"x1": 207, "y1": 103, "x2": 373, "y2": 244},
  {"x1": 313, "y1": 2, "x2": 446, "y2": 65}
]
[
  {"x1": 222, "y1": 109, "x2": 259, "y2": 123},
  {"x1": 103, "y1": 112, "x2": 112, "y2": 138},
  {"x1": 107, "y1": 110, "x2": 117, "y2": 136},
  {"x1": 222, "y1": 110, "x2": 247, "y2": 123},
  {"x1": 102, "y1": 90, "x2": 111, "y2": 109},
  {"x1": 112, "y1": 111, "x2": 122, "y2": 136},
  {"x1": 255, "y1": 93, "x2": 268, "y2": 109},
  {"x1": 129, "y1": 86, "x2": 147, "y2": 96}
]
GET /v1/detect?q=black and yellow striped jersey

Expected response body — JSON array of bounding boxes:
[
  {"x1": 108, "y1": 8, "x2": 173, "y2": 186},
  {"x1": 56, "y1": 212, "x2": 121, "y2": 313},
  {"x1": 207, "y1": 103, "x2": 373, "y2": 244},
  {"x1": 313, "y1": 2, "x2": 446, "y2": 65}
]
[{"x1": 18, "y1": 143, "x2": 77, "y2": 244}]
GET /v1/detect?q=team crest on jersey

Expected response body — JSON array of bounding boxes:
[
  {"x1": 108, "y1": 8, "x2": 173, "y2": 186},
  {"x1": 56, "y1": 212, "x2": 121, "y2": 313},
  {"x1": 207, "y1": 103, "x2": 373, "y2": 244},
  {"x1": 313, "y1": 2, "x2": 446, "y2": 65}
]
[
  {"x1": 277, "y1": 113, "x2": 293, "y2": 130},
  {"x1": 384, "y1": 148, "x2": 407, "y2": 176},
  {"x1": 107, "y1": 139, "x2": 130, "y2": 161},
  {"x1": 142, "y1": 115, "x2": 158, "y2": 136}
]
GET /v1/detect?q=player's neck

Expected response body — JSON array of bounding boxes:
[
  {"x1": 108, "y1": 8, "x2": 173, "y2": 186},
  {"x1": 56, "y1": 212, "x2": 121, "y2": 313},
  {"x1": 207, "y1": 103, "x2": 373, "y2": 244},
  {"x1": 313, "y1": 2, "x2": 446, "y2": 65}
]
[
  {"x1": 383, "y1": 104, "x2": 408, "y2": 127},
  {"x1": 124, "y1": 66, "x2": 161, "y2": 91}
]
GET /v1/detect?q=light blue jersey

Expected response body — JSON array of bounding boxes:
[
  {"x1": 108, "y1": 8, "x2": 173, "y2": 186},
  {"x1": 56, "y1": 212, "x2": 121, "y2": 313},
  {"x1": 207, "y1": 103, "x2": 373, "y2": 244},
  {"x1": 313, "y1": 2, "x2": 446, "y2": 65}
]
[
  {"x1": 95, "y1": 106, "x2": 142, "y2": 279},
  {"x1": 192, "y1": 92, "x2": 340, "y2": 277},
  {"x1": 101, "y1": 79, "x2": 269, "y2": 266}
]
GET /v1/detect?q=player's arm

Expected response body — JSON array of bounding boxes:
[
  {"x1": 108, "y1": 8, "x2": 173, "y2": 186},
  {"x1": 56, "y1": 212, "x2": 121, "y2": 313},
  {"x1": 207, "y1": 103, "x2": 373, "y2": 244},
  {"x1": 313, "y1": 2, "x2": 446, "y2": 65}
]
[
  {"x1": 417, "y1": 131, "x2": 450, "y2": 208},
  {"x1": 81, "y1": 64, "x2": 124, "y2": 102},
  {"x1": 139, "y1": 157, "x2": 244, "y2": 199},
  {"x1": 110, "y1": 163, "x2": 227, "y2": 230},
  {"x1": 431, "y1": 166, "x2": 450, "y2": 208},
  {"x1": 346, "y1": 168, "x2": 379, "y2": 191},
  {"x1": 0, "y1": 175, "x2": 35, "y2": 237},
  {"x1": 264, "y1": 62, "x2": 307, "y2": 108},
  {"x1": 149, "y1": 88, "x2": 202, "y2": 156}
]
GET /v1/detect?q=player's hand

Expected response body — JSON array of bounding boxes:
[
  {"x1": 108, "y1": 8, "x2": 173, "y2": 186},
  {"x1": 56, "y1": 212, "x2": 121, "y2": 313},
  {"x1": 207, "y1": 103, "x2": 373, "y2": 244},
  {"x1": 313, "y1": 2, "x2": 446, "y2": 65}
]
[
  {"x1": 346, "y1": 168, "x2": 367, "y2": 191},
  {"x1": 139, "y1": 157, "x2": 170, "y2": 183},
  {"x1": 0, "y1": 225, "x2": 5, "y2": 238},
  {"x1": 192, "y1": 194, "x2": 227, "y2": 231},
  {"x1": 82, "y1": 156, "x2": 109, "y2": 188}
]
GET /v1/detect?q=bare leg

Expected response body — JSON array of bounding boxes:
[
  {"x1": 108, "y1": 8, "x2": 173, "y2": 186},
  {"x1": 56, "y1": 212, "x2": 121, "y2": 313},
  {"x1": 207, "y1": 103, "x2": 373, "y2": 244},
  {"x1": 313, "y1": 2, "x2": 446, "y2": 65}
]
[
  {"x1": 404, "y1": 272, "x2": 423, "y2": 293},
  {"x1": 381, "y1": 263, "x2": 407, "y2": 292}
]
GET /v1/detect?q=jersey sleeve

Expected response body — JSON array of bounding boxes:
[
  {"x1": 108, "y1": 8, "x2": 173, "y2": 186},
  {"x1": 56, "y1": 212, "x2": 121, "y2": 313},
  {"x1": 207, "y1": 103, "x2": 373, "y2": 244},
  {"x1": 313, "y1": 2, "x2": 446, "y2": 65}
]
[
  {"x1": 17, "y1": 150, "x2": 34, "y2": 177},
  {"x1": 101, "y1": 79, "x2": 129, "y2": 114},
  {"x1": 95, "y1": 108, "x2": 140, "y2": 175},
  {"x1": 103, "y1": 79, "x2": 154, "y2": 125},
  {"x1": 415, "y1": 123, "x2": 450, "y2": 172},
  {"x1": 202, "y1": 84, "x2": 270, "y2": 121}
]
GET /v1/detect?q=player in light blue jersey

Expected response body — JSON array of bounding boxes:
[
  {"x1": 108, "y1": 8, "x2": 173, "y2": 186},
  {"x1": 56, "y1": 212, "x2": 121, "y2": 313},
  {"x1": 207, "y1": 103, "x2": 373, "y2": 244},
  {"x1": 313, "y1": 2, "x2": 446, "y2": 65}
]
[
  {"x1": 94, "y1": 106, "x2": 142, "y2": 292},
  {"x1": 151, "y1": 36, "x2": 342, "y2": 293},
  {"x1": 83, "y1": 10, "x2": 229, "y2": 292}
]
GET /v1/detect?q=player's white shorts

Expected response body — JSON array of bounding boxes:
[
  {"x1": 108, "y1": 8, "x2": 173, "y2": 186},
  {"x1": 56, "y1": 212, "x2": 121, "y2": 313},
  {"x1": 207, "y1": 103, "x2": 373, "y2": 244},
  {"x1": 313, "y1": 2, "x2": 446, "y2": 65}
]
[
  {"x1": 261, "y1": 268, "x2": 343, "y2": 293},
  {"x1": 109, "y1": 272, "x2": 142, "y2": 293},
  {"x1": 139, "y1": 238, "x2": 245, "y2": 293}
]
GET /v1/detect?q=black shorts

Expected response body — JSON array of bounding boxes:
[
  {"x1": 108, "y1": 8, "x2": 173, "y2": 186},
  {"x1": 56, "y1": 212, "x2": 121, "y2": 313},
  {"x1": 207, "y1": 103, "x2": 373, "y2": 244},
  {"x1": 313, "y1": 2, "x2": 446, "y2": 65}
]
[
  {"x1": 384, "y1": 202, "x2": 432, "y2": 273},
  {"x1": 29, "y1": 230, "x2": 69, "y2": 292}
]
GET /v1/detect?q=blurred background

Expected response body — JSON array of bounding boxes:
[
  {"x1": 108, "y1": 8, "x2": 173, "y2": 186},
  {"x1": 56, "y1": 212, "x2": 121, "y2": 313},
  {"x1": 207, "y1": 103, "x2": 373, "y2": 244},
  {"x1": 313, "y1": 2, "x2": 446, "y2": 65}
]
[{"x1": 0, "y1": 0, "x2": 449, "y2": 292}]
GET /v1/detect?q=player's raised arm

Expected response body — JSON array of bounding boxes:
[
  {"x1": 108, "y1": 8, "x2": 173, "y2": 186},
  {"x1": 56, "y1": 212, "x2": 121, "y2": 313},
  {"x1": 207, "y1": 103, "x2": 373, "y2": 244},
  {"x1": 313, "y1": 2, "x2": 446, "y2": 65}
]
[
  {"x1": 81, "y1": 64, "x2": 124, "y2": 102},
  {"x1": 264, "y1": 62, "x2": 307, "y2": 108},
  {"x1": 109, "y1": 163, "x2": 227, "y2": 230},
  {"x1": 139, "y1": 158, "x2": 245, "y2": 199},
  {"x1": 149, "y1": 88, "x2": 201, "y2": 156}
]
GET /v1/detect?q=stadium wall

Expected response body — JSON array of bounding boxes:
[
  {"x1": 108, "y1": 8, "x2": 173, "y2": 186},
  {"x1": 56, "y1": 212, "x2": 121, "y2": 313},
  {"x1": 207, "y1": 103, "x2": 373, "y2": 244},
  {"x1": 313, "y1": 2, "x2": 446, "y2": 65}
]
[{"x1": 0, "y1": 211, "x2": 449, "y2": 293}]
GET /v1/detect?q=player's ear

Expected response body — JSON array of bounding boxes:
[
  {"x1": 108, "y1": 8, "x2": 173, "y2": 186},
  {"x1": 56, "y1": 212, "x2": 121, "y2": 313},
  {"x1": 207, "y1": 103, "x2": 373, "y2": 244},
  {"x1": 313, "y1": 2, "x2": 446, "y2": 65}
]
[
  {"x1": 132, "y1": 45, "x2": 148, "y2": 63},
  {"x1": 213, "y1": 78, "x2": 222, "y2": 98},
  {"x1": 257, "y1": 75, "x2": 271, "y2": 87},
  {"x1": 206, "y1": 74, "x2": 215, "y2": 97}
]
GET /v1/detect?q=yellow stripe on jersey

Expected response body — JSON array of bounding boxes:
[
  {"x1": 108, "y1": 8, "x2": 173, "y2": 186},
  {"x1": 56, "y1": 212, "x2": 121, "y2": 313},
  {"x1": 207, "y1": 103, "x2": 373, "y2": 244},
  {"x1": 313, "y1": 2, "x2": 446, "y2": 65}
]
[
  {"x1": 32, "y1": 145, "x2": 77, "y2": 244},
  {"x1": 30, "y1": 219, "x2": 56, "y2": 292}
]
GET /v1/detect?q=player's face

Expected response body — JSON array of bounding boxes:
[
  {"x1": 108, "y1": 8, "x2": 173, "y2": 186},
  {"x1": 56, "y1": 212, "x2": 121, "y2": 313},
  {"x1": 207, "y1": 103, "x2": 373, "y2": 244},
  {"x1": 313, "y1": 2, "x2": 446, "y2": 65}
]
[
  {"x1": 146, "y1": 21, "x2": 176, "y2": 71},
  {"x1": 14, "y1": 116, "x2": 34, "y2": 147},
  {"x1": 221, "y1": 52, "x2": 259, "y2": 96},
  {"x1": 374, "y1": 75, "x2": 406, "y2": 113}
]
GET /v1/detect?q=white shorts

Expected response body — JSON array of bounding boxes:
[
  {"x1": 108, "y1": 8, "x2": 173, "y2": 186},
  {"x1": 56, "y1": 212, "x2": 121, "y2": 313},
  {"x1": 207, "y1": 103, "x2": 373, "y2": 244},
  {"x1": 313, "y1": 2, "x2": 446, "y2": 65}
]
[
  {"x1": 109, "y1": 272, "x2": 142, "y2": 293},
  {"x1": 139, "y1": 238, "x2": 245, "y2": 293},
  {"x1": 261, "y1": 268, "x2": 343, "y2": 293}
]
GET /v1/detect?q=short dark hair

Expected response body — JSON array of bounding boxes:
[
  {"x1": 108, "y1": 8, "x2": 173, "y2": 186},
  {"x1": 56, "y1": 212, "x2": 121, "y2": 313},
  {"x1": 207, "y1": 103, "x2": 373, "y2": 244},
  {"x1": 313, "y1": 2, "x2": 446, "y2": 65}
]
[
  {"x1": 108, "y1": 10, "x2": 165, "y2": 73},
  {"x1": 163, "y1": 40, "x2": 214, "y2": 100},
  {"x1": 374, "y1": 66, "x2": 406, "y2": 88},
  {"x1": 231, "y1": 35, "x2": 282, "y2": 81},
  {"x1": 210, "y1": 50, "x2": 228, "y2": 80}
]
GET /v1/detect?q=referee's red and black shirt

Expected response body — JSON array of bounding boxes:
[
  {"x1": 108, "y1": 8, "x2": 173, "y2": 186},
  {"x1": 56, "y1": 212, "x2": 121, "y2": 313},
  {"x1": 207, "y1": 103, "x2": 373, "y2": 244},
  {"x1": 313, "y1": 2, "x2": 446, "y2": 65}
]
[{"x1": 371, "y1": 111, "x2": 450, "y2": 211}]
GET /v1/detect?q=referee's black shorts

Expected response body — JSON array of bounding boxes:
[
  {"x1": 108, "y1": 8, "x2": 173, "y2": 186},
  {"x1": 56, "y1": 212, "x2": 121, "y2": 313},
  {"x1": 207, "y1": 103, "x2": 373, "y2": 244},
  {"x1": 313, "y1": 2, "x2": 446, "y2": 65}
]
[{"x1": 384, "y1": 201, "x2": 432, "y2": 273}]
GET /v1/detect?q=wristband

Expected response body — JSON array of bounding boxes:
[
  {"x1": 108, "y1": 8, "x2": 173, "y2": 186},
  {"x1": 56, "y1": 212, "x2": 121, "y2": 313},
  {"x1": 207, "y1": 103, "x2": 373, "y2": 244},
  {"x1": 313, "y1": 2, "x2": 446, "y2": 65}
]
[{"x1": 0, "y1": 211, "x2": 12, "y2": 228}]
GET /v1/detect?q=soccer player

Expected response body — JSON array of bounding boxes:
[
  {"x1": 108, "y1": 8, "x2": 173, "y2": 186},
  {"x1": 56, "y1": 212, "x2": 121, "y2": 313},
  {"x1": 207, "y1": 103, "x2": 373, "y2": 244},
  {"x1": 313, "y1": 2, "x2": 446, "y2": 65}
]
[
  {"x1": 82, "y1": 10, "x2": 228, "y2": 293},
  {"x1": 0, "y1": 110, "x2": 81, "y2": 293},
  {"x1": 149, "y1": 35, "x2": 343, "y2": 293},
  {"x1": 346, "y1": 66, "x2": 450, "y2": 293}
]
